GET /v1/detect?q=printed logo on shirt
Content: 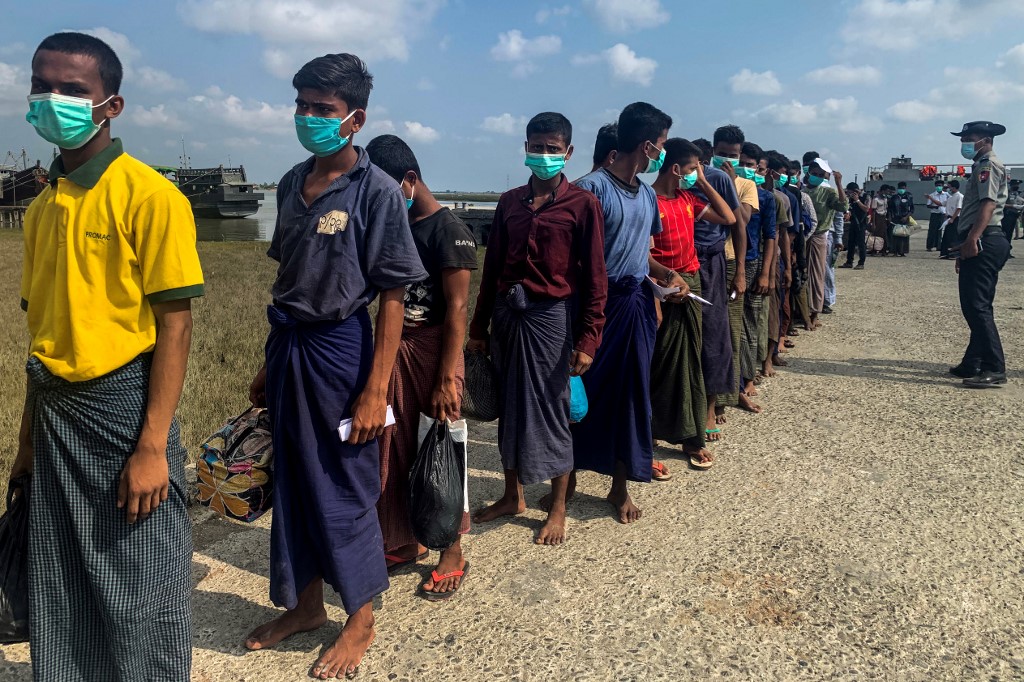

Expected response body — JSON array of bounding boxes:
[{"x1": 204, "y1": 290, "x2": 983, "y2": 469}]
[
  {"x1": 455, "y1": 239, "x2": 476, "y2": 248},
  {"x1": 317, "y1": 210, "x2": 349, "y2": 235},
  {"x1": 85, "y1": 231, "x2": 112, "y2": 241},
  {"x1": 978, "y1": 170, "x2": 990, "y2": 183}
]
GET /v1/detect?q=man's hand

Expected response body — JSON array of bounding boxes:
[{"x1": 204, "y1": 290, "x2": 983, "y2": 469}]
[
  {"x1": 731, "y1": 269, "x2": 747, "y2": 297},
  {"x1": 835, "y1": 242, "x2": 846, "y2": 252},
  {"x1": 569, "y1": 350, "x2": 594, "y2": 377},
  {"x1": 117, "y1": 443, "x2": 169, "y2": 524},
  {"x1": 955, "y1": 257, "x2": 961, "y2": 274},
  {"x1": 249, "y1": 365, "x2": 267, "y2": 407},
  {"x1": 755, "y1": 272, "x2": 770, "y2": 295},
  {"x1": 720, "y1": 160, "x2": 737, "y2": 180},
  {"x1": 348, "y1": 388, "x2": 388, "y2": 445},
  {"x1": 660, "y1": 270, "x2": 690, "y2": 302},
  {"x1": 430, "y1": 377, "x2": 460, "y2": 422},
  {"x1": 959, "y1": 239, "x2": 980, "y2": 260},
  {"x1": 465, "y1": 339, "x2": 488, "y2": 356},
  {"x1": 833, "y1": 170, "x2": 843, "y2": 186},
  {"x1": 695, "y1": 163, "x2": 708, "y2": 184},
  {"x1": 784, "y1": 268, "x2": 793, "y2": 288}
]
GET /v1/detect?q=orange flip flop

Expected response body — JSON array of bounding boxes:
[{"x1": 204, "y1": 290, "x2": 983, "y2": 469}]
[{"x1": 652, "y1": 460, "x2": 673, "y2": 482}]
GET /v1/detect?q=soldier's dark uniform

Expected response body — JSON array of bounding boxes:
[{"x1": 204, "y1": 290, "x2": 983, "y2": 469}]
[{"x1": 951, "y1": 121, "x2": 1010, "y2": 386}]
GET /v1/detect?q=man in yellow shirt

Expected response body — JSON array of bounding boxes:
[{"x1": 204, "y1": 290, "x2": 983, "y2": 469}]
[{"x1": 9, "y1": 32, "x2": 203, "y2": 681}]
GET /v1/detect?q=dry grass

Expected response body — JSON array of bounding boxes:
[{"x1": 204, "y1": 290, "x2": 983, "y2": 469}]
[{"x1": 0, "y1": 233, "x2": 485, "y2": 483}]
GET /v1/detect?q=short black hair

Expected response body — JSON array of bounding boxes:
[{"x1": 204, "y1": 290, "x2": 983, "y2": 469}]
[
  {"x1": 35, "y1": 32, "x2": 123, "y2": 95},
  {"x1": 593, "y1": 123, "x2": 617, "y2": 166},
  {"x1": 660, "y1": 138, "x2": 701, "y2": 174},
  {"x1": 846, "y1": 182, "x2": 859, "y2": 191},
  {"x1": 1010, "y1": 178, "x2": 1021, "y2": 185},
  {"x1": 616, "y1": 102, "x2": 672, "y2": 153},
  {"x1": 293, "y1": 53, "x2": 373, "y2": 110},
  {"x1": 766, "y1": 152, "x2": 789, "y2": 172},
  {"x1": 802, "y1": 151, "x2": 819, "y2": 165},
  {"x1": 692, "y1": 138, "x2": 713, "y2": 164},
  {"x1": 526, "y1": 112, "x2": 572, "y2": 145},
  {"x1": 365, "y1": 134, "x2": 421, "y2": 184},
  {"x1": 713, "y1": 125, "x2": 745, "y2": 147},
  {"x1": 788, "y1": 159, "x2": 802, "y2": 173},
  {"x1": 741, "y1": 142, "x2": 765, "y2": 161},
  {"x1": 949, "y1": 180, "x2": 960, "y2": 189},
  {"x1": 898, "y1": 181, "x2": 908, "y2": 188}
]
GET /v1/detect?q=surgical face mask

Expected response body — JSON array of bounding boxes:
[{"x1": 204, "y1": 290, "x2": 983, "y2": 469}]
[
  {"x1": 679, "y1": 170, "x2": 698, "y2": 190},
  {"x1": 807, "y1": 174, "x2": 826, "y2": 188},
  {"x1": 935, "y1": 185, "x2": 943, "y2": 192},
  {"x1": 736, "y1": 166, "x2": 757, "y2": 181},
  {"x1": 294, "y1": 109, "x2": 357, "y2": 157},
  {"x1": 524, "y1": 152, "x2": 566, "y2": 180},
  {"x1": 712, "y1": 155, "x2": 740, "y2": 170},
  {"x1": 960, "y1": 141, "x2": 976, "y2": 160},
  {"x1": 644, "y1": 145, "x2": 665, "y2": 174},
  {"x1": 26, "y1": 93, "x2": 113, "y2": 149},
  {"x1": 802, "y1": 165, "x2": 809, "y2": 176},
  {"x1": 897, "y1": 188, "x2": 906, "y2": 195},
  {"x1": 775, "y1": 174, "x2": 789, "y2": 189},
  {"x1": 754, "y1": 173, "x2": 766, "y2": 186},
  {"x1": 402, "y1": 180, "x2": 415, "y2": 210}
]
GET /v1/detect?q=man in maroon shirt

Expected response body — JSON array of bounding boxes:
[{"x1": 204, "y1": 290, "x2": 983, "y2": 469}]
[{"x1": 468, "y1": 112, "x2": 607, "y2": 545}]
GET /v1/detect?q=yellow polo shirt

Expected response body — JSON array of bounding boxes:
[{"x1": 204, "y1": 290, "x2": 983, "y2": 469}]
[{"x1": 20, "y1": 139, "x2": 204, "y2": 381}]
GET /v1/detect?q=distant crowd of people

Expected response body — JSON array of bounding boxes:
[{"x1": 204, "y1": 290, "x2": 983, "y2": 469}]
[{"x1": 10, "y1": 29, "x2": 1015, "y2": 682}]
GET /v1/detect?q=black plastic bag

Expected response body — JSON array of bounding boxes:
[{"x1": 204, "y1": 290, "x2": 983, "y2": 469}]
[
  {"x1": 462, "y1": 350, "x2": 500, "y2": 422},
  {"x1": 0, "y1": 476, "x2": 30, "y2": 644},
  {"x1": 408, "y1": 420, "x2": 465, "y2": 550}
]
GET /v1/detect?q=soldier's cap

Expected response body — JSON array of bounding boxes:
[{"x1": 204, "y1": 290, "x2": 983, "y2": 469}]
[{"x1": 950, "y1": 121, "x2": 1006, "y2": 137}]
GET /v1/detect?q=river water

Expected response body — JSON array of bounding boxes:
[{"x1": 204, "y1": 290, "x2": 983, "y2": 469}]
[{"x1": 195, "y1": 196, "x2": 498, "y2": 242}]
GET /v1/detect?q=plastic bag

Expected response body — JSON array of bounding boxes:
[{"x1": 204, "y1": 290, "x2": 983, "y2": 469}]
[
  {"x1": 569, "y1": 375, "x2": 588, "y2": 423},
  {"x1": 0, "y1": 476, "x2": 30, "y2": 643},
  {"x1": 408, "y1": 417, "x2": 467, "y2": 550},
  {"x1": 462, "y1": 350, "x2": 500, "y2": 421}
]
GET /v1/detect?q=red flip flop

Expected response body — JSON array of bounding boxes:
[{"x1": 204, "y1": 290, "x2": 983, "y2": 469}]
[
  {"x1": 419, "y1": 561, "x2": 470, "y2": 601},
  {"x1": 652, "y1": 460, "x2": 673, "y2": 482}
]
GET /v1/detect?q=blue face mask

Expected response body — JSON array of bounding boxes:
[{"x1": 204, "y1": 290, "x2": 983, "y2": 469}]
[
  {"x1": 524, "y1": 152, "x2": 566, "y2": 180},
  {"x1": 897, "y1": 188, "x2": 906, "y2": 195},
  {"x1": 294, "y1": 109, "x2": 357, "y2": 157},
  {"x1": 644, "y1": 145, "x2": 666, "y2": 174},
  {"x1": 712, "y1": 155, "x2": 740, "y2": 170},
  {"x1": 807, "y1": 174, "x2": 826, "y2": 188},
  {"x1": 26, "y1": 93, "x2": 114, "y2": 149},
  {"x1": 961, "y1": 142, "x2": 976, "y2": 160},
  {"x1": 402, "y1": 180, "x2": 415, "y2": 210},
  {"x1": 679, "y1": 170, "x2": 698, "y2": 190},
  {"x1": 775, "y1": 174, "x2": 789, "y2": 189},
  {"x1": 736, "y1": 166, "x2": 757, "y2": 181},
  {"x1": 754, "y1": 173, "x2": 766, "y2": 186},
  {"x1": 802, "y1": 165, "x2": 809, "y2": 176}
]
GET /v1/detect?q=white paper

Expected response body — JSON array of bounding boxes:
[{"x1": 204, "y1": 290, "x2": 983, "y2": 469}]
[
  {"x1": 688, "y1": 292, "x2": 713, "y2": 306},
  {"x1": 647, "y1": 276, "x2": 680, "y2": 302},
  {"x1": 337, "y1": 405, "x2": 396, "y2": 442}
]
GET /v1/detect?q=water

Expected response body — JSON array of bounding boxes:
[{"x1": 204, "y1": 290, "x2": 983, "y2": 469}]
[
  {"x1": 195, "y1": 194, "x2": 277, "y2": 242},
  {"x1": 195, "y1": 196, "x2": 499, "y2": 242}
]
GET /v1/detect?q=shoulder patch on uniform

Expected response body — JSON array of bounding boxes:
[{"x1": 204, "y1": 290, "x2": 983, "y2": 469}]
[{"x1": 978, "y1": 170, "x2": 990, "y2": 183}]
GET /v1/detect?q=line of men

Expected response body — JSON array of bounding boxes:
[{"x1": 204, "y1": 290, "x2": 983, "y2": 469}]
[{"x1": 12, "y1": 32, "x2": 860, "y2": 681}]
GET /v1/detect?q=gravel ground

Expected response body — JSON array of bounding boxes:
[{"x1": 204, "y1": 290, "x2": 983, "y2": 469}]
[{"x1": 2, "y1": 232, "x2": 1022, "y2": 681}]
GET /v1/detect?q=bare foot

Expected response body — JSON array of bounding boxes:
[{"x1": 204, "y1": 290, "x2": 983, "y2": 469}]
[
  {"x1": 421, "y1": 544, "x2": 466, "y2": 595},
  {"x1": 773, "y1": 355, "x2": 789, "y2": 367},
  {"x1": 744, "y1": 381, "x2": 759, "y2": 398},
  {"x1": 536, "y1": 504, "x2": 568, "y2": 545},
  {"x1": 539, "y1": 471, "x2": 576, "y2": 512},
  {"x1": 607, "y1": 489, "x2": 642, "y2": 524},
  {"x1": 245, "y1": 606, "x2": 328, "y2": 651},
  {"x1": 311, "y1": 605, "x2": 375, "y2": 679},
  {"x1": 738, "y1": 393, "x2": 762, "y2": 414},
  {"x1": 472, "y1": 494, "x2": 525, "y2": 523},
  {"x1": 762, "y1": 361, "x2": 777, "y2": 378},
  {"x1": 715, "y1": 406, "x2": 727, "y2": 425}
]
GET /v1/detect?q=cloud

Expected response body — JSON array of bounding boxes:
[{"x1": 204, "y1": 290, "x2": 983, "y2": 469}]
[
  {"x1": 535, "y1": 5, "x2": 571, "y2": 23},
  {"x1": 804, "y1": 64, "x2": 882, "y2": 86},
  {"x1": 750, "y1": 96, "x2": 882, "y2": 134},
  {"x1": 583, "y1": 0, "x2": 669, "y2": 32},
  {"x1": 178, "y1": 0, "x2": 445, "y2": 78},
  {"x1": 73, "y1": 27, "x2": 186, "y2": 92},
  {"x1": 481, "y1": 113, "x2": 527, "y2": 136},
  {"x1": 416, "y1": 77, "x2": 435, "y2": 91},
  {"x1": 403, "y1": 120, "x2": 439, "y2": 143},
  {"x1": 728, "y1": 69, "x2": 782, "y2": 96},
  {"x1": 840, "y1": 0, "x2": 1024, "y2": 52},
  {"x1": 490, "y1": 30, "x2": 561, "y2": 77},
  {"x1": 129, "y1": 104, "x2": 186, "y2": 130},
  {"x1": 366, "y1": 119, "x2": 396, "y2": 135},
  {"x1": 998, "y1": 43, "x2": 1024, "y2": 72},
  {"x1": 574, "y1": 43, "x2": 657, "y2": 86},
  {"x1": 189, "y1": 89, "x2": 293, "y2": 135},
  {"x1": 135, "y1": 66, "x2": 186, "y2": 92},
  {"x1": 886, "y1": 100, "x2": 961, "y2": 122},
  {"x1": 0, "y1": 61, "x2": 26, "y2": 116}
]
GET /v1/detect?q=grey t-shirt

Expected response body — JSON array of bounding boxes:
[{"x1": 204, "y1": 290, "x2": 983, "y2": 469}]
[{"x1": 269, "y1": 148, "x2": 427, "y2": 321}]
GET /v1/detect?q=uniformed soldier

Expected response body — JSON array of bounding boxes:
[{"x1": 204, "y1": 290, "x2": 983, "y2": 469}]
[
  {"x1": 1004, "y1": 178, "x2": 1022, "y2": 242},
  {"x1": 949, "y1": 121, "x2": 1010, "y2": 388}
]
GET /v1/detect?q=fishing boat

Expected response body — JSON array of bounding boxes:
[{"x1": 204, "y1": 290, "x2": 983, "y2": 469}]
[
  {"x1": 175, "y1": 165, "x2": 264, "y2": 218},
  {"x1": 0, "y1": 151, "x2": 48, "y2": 207}
]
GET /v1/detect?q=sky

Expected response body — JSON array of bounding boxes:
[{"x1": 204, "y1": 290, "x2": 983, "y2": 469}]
[{"x1": 2, "y1": 0, "x2": 1024, "y2": 189}]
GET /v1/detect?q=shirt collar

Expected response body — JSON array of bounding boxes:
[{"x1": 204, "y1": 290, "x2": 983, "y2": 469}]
[
  {"x1": 522, "y1": 173, "x2": 567, "y2": 208},
  {"x1": 48, "y1": 138, "x2": 124, "y2": 189},
  {"x1": 296, "y1": 146, "x2": 370, "y2": 196}
]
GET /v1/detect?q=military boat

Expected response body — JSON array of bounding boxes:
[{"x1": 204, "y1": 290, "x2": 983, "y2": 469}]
[
  {"x1": 173, "y1": 165, "x2": 264, "y2": 219},
  {"x1": 864, "y1": 155, "x2": 1020, "y2": 221}
]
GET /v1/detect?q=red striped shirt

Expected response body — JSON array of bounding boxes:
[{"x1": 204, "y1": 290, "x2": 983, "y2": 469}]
[{"x1": 652, "y1": 191, "x2": 706, "y2": 273}]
